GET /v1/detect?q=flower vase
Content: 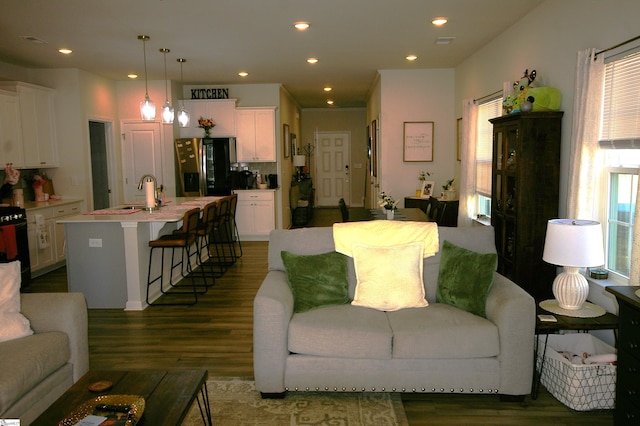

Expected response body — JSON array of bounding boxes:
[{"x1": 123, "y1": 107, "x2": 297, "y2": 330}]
[
  {"x1": 203, "y1": 127, "x2": 211, "y2": 138},
  {"x1": 386, "y1": 209, "x2": 395, "y2": 220}
]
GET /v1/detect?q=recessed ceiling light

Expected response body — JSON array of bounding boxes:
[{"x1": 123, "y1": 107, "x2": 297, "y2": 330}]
[
  {"x1": 406, "y1": 54, "x2": 418, "y2": 61},
  {"x1": 432, "y1": 17, "x2": 448, "y2": 26},
  {"x1": 435, "y1": 37, "x2": 455, "y2": 45},
  {"x1": 294, "y1": 22, "x2": 310, "y2": 31},
  {"x1": 323, "y1": 87, "x2": 332, "y2": 92},
  {"x1": 326, "y1": 100, "x2": 334, "y2": 105},
  {"x1": 58, "y1": 48, "x2": 73, "y2": 55},
  {"x1": 238, "y1": 71, "x2": 249, "y2": 77},
  {"x1": 306, "y1": 57, "x2": 319, "y2": 64},
  {"x1": 128, "y1": 73, "x2": 138, "y2": 79}
]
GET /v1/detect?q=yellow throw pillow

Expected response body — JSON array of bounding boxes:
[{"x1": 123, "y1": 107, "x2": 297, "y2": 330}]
[{"x1": 351, "y1": 242, "x2": 428, "y2": 311}]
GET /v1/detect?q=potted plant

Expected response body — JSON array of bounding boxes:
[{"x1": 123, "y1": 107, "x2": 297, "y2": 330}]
[
  {"x1": 378, "y1": 192, "x2": 399, "y2": 219},
  {"x1": 442, "y1": 179, "x2": 456, "y2": 200}
]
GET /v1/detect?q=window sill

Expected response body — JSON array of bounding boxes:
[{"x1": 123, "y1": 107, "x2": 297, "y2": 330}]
[{"x1": 473, "y1": 216, "x2": 491, "y2": 227}]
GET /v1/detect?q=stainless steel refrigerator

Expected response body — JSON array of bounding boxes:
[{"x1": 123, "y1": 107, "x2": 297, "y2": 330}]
[{"x1": 175, "y1": 137, "x2": 237, "y2": 196}]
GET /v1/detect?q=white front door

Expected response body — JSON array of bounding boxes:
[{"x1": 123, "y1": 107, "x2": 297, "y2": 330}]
[
  {"x1": 121, "y1": 121, "x2": 163, "y2": 203},
  {"x1": 316, "y1": 132, "x2": 350, "y2": 207}
]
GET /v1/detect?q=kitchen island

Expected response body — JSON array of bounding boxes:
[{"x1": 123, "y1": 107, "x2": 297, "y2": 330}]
[{"x1": 57, "y1": 198, "x2": 220, "y2": 310}]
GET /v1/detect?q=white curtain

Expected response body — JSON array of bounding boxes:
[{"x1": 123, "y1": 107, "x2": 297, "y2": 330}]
[
  {"x1": 458, "y1": 99, "x2": 478, "y2": 226},
  {"x1": 631, "y1": 169, "x2": 640, "y2": 285},
  {"x1": 566, "y1": 48, "x2": 605, "y2": 219}
]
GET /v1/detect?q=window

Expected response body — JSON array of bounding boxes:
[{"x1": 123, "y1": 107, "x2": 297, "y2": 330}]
[
  {"x1": 476, "y1": 98, "x2": 502, "y2": 217},
  {"x1": 599, "y1": 50, "x2": 640, "y2": 281}
]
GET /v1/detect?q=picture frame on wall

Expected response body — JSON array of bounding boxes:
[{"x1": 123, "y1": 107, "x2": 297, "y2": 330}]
[
  {"x1": 371, "y1": 119, "x2": 378, "y2": 177},
  {"x1": 291, "y1": 133, "x2": 297, "y2": 159},
  {"x1": 403, "y1": 121, "x2": 434, "y2": 162},
  {"x1": 421, "y1": 180, "x2": 435, "y2": 198},
  {"x1": 283, "y1": 124, "x2": 290, "y2": 158},
  {"x1": 456, "y1": 117, "x2": 462, "y2": 161}
]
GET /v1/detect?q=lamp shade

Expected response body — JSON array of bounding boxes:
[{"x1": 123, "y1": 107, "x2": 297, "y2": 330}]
[
  {"x1": 294, "y1": 155, "x2": 306, "y2": 167},
  {"x1": 542, "y1": 219, "x2": 604, "y2": 267}
]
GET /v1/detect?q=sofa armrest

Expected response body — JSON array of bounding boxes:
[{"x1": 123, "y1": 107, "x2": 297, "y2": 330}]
[
  {"x1": 253, "y1": 271, "x2": 294, "y2": 394},
  {"x1": 485, "y1": 274, "x2": 535, "y2": 396},
  {"x1": 20, "y1": 292, "x2": 89, "y2": 383}
]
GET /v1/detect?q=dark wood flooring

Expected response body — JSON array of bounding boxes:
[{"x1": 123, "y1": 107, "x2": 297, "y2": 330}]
[{"x1": 27, "y1": 208, "x2": 613, "y2": 425}]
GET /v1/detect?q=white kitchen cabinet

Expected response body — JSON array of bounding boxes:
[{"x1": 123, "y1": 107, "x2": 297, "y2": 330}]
[
  {"x1": 235, "y1": 190, "x2": 275, "y2": 240},
  {"x1": 27, "y1": 208, "x2": 55, "y2": 274},
  {"x1": 27, "y1": 200, "x2": 82, "y2": 276},
  {"x1": 0, "y1": 90, "x2": 24, "y2": 167},
  {"x1": 0, "y1": 82, "x2": 58, "y2": 168},
  {"x1": 178, "y1": 99, "x2": 237, "y2": 138},
  {"x1": 236, "y1": 107, "x2": 276, "y2": 162}
]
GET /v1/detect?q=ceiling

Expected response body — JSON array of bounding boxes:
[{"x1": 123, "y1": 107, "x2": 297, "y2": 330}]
[{"x1": 0, "y1": 0, "x2": 542, "y2": 109}]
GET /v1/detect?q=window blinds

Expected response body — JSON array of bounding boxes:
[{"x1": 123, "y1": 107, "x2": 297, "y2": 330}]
[
  {"x1": 599, "y1": 51, "x2": 640, "y2": 149},
  {"x1": 476, "y1": 98, "x2": 502, "y2": 196}
]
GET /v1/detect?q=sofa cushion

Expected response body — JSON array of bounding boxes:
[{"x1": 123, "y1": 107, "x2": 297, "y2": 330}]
[
  {"x1": 0, "y1": 331, "x2": 70, "y2": 413},
  {"x1": 423, "y1": 226, "x2": 497, "y2": 303},
  {"x1": 288, "y1": 305, "x2": 393, "y2": 359},
  {"x1": 387, "y1": 303, "x2": 500, "y2": 359},
  {"x1": 351, "y1": 242, "x2": 428, "y2": 311},
  {"x1": 0, "y1": 261, "x2": 33, "y2": 343},
  {"x1": 436, "y1": 240, "x2": 498, "y2": 318},
  {"x1": 281, "y1": 250, "x2": 350, "y2": 313}
]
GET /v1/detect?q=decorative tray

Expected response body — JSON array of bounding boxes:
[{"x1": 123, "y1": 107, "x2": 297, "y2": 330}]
[{"x1": 59, "y1": 394, "x2": 145, "y2": 426}]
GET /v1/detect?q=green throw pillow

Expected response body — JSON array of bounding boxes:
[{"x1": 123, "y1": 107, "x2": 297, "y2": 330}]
[
  {"x1": 436, "y1": 240, "x2": 498, "y2": 318},
  {"x1": 281, "y1": 251, "x2": 350, "y2": 313}
]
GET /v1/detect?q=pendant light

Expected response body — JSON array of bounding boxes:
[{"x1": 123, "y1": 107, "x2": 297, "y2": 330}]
[
  {"x1": 159, "y1": 48, "x2": 174, "y2": 124},
  {"x1": 138, "y1": 35, "x2": 156, "y2": 121},
  {"x1": 176, "y1": 58, "x2": 190, "y2": 128}
]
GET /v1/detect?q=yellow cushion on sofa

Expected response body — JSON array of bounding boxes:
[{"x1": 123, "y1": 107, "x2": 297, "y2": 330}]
[{"x1": 351, "y1": 242, "x2": 428, "y2": 312}]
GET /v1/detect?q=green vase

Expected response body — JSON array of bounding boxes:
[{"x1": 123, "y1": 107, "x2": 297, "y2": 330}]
[{"x1": 203, "y1": 127, "x2": 211, "y2": 138}]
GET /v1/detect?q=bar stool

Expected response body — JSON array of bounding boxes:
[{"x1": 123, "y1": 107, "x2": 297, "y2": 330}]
[
  {"x1": 209, "y1": 196, "x2": 233, "y2": 275},
  {"x1": 227, "y1": 193, "x2": 243, "y2": 260},
  {"x1": 146, "y1": 208, "x2": 202, "y2": 306},
  {"x1": 195, "y1": 200, "x2": 219, "y2": 283}
]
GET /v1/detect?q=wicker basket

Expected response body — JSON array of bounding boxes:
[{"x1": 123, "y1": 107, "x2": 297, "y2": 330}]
[{"x1": 536, "y1": 334, "x2": 616, "y2": 411}]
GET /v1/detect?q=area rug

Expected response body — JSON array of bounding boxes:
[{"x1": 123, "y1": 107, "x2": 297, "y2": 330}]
[{"x1": 181, "y1": 378, "x2": 409, "y2": 426}]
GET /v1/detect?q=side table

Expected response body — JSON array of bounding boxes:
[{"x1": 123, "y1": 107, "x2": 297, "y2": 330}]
[
  {"x1": 404, "y1": 196, "x2": 458, "y2": 226},
  {"x1": 532, "y1": 302, "x2": 618, "y2": 399}
]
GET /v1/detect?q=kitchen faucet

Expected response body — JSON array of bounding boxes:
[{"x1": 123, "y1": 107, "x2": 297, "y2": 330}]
[
  {"x1": 137, "y1": 174, "x2": 157, "y2": 191},
  {"x1": 137, "y1": 174, "x2": 158, "y2": 210}
]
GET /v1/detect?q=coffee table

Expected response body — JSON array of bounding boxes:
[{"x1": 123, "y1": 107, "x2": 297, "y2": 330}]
[{"x1": 31, "y1": 370, "x2": 211, "y2": 426}]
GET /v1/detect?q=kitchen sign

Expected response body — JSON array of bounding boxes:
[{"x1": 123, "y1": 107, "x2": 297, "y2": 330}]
[{"x1": 191, "y1": 88, "x2": 229, "y2": 99}]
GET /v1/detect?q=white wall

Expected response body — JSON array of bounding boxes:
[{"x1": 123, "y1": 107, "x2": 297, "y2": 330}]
[
  {"x1": 377, "y1": 68, "x2": 456, "y2": 205},
  {"x1": 455, "y1": 0, "x2": 640, "y2": 217}
]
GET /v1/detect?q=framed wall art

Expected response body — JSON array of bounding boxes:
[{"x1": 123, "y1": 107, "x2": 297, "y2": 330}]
[
  {"x1": 371, "y1": 119, "x2": 378, "y2": 177},
  {"x1": 456, "y1": 117, "x2": 462, "y2": 161},
  {"x1": 283, "y1": 124, "x2": 290, "y2": 158},
  {"x1": 403, "y1": 121, "x2": 434, "y2": 162}
]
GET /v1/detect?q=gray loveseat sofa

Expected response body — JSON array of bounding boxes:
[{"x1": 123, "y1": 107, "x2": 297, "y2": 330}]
[
  {"x1": 254, "y1": 225, "x2": 535, "y2": 398},
  {"x1": 0, "y1": 292, "x2": 89, "y2": 424}
]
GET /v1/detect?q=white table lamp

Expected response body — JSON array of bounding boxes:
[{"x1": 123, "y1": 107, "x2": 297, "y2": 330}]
[
  {"x1": 542, "y1": 219, "x2": 605, "y2": 310},
  {"x1": 294, "y1": 155, "x2": 306, "y2": 181}
]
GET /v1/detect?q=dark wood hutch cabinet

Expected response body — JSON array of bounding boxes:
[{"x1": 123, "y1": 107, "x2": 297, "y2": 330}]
[{"x1": 489, "y1": 112, "x2": 563, "y2": 301}]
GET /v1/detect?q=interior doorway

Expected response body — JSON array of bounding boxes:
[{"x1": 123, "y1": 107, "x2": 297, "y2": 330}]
[
  {"x1": 315, "y1": 132, "x2": 350, "y2": 207},
  {"x1": 88, "y1": 121, "x2": 112, "y2": 210}
]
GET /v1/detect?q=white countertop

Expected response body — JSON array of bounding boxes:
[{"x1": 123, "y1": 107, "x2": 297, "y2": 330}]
[
  {"x1": 24, "y1": 198, "x2": 83, "y2": 211},
  {"x1": 57, "y1": 196, "x2": 223, "y2": 223}
]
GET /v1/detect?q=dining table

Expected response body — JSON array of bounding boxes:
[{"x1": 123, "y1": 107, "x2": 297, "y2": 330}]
[{"x1": 347, "y1": 207, "x2": 430, "y2": 222}]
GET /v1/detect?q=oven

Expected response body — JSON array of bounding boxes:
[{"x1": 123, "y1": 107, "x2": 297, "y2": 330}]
[{"x1": 0, "y1": 206, "x2": 31, "y2": 287}]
